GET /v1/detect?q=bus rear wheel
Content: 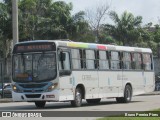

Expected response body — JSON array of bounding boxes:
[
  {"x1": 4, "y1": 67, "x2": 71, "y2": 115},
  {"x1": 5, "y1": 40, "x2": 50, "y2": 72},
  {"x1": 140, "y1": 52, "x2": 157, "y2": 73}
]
[
  {"x1": 116, "y1": 85, "x2": 132, "y2": 103},
  {"x1": 71, "y1": 88, "x2": 82, "y2": 107},
  {"x1": 86, "y1": 98, "x2": 101, "y2": 104},
  {"x1": 35, "y1": 101, "x2": 46, "y2": 108}
]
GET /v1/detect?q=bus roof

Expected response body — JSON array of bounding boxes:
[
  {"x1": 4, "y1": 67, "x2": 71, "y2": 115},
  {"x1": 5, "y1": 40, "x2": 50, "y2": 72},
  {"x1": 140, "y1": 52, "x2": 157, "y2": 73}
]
[
  {"x1": 15, "y1": 40, "x2": 152, "y2": 53},
  {"x1": 56, "y1": 40, "x2": 152, "y2": 53}
]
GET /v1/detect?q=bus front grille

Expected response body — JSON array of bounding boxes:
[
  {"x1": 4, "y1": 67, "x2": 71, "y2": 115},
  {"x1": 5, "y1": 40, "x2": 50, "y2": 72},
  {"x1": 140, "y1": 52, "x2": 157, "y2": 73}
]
[
  {"x1": 25, "y1": 94, "x2": 41, "y2": 98},
  {"x1": 19, "y1": 83, "x2": 47, "y2": 88},
  {"x1": 23, "y1": 90, "x2": 44, "y2": 93}
]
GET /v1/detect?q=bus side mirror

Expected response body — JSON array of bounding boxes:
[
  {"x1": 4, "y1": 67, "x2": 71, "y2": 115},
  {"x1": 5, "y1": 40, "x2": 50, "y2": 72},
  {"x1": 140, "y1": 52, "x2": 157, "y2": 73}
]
[{"x1": 60, "y1": 52, "x2": 66, "y2": 61}]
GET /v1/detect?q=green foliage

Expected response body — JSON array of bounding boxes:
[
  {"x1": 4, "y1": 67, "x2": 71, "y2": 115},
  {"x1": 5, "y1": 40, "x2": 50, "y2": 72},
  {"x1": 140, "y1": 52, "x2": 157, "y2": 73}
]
[
  {"x1": 103, "y1": 10, "x2": 160, "y2": 56},
  {"x1": 0, "y1": 2, "x2": 12, "y2": 58},
  {"x1": 105, "y1": 11, "x2": 142, "y2": 46},
  {"x1": 136, "y1": 25, "x2": 159, "y2": 56},
  {"x1": 16, "y1": 0, "x2": 93, "y2": 42},
  {"x1": 0, "y1": 0, "x2": 160, "y2": 57},
  {"x1": 0, "y1": 0, "x2": 94, "y2": 54},
  {"x1": 153, "y1": 25, "x2": 160, "y2": 43},
  {"x1": 18, "y1": 0, "x2": 73, "y2": 40}
]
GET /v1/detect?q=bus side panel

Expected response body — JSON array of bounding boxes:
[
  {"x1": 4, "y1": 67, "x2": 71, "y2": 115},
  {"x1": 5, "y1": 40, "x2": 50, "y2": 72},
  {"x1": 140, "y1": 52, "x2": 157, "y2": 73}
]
[
  {"x1": 129, "y1": 71, "x2": 154, "y2": 95},
  {"x1": 72, "y1": 71, "x2": 99, "y2": 99},
  {"x1": 59, "y1": 75, "x2": 74, "y2": 101},
  {"x1": 144, "y1": 71, "x2": 155, "y2": 93},
  {"x1": 123, "y1": 71, "x2": 144, "y2": 96},
  {"x1": 98, "y1": 71, "x2": 123, "y2": 98}
]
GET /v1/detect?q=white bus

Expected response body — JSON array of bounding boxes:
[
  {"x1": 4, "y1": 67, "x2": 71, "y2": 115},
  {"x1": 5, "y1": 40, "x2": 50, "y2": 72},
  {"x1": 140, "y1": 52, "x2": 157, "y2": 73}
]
[{"x1": 12, "y1": 40, "x2": 155, "y2": 108}]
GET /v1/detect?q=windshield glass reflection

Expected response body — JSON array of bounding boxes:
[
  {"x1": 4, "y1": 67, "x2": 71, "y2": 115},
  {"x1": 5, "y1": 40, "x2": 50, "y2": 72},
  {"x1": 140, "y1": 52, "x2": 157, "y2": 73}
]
[{"x1": 13, "y1": 52, "x2": 57, "y2": 82}]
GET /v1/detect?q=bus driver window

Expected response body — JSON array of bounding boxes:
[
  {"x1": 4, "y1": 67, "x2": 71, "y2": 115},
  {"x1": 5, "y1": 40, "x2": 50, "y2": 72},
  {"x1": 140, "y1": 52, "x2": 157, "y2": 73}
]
[{"x1": 59, "y1": 51, "x2": 71, "y2": 76}]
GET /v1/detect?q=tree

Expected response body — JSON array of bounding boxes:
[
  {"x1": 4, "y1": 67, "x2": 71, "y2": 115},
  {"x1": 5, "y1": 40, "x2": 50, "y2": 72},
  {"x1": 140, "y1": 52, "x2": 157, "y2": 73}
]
[
  {"x1": 19, "y1": 0, "x2": 54, "y2": 40},
  {"x1": 0, "y1": 1, "x2": 12, "y2": 78},
  {"x1": 18, "y1": 0, "x2": 74, "y2": 40},
  {"x1": 153, "y1": 24, "x2": 160, "y2": 43},
  {"x1": 18, "y1": 0, "x2": 93, "y2": 42},
  {"x1": 67, "y1": 11, "x2": 94, "y2": 42},
  {"x1": 105, "y1": 11, "x2": 142, "y2": 45},
  {"x1": 85, "y1": 3, "x2": 110, "y2": 43}
]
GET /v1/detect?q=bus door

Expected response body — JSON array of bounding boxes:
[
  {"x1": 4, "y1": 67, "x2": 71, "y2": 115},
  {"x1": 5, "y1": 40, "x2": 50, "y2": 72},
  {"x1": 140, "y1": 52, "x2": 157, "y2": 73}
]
[{"x1": 58, "y1": 48, "x2": 73, "y2": 100}]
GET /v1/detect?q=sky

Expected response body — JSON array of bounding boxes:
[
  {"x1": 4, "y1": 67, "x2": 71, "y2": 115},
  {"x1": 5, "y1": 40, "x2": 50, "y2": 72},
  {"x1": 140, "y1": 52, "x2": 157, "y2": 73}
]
[{"x1": 56, "y1": 0, "x2": 160, "y2": 26}]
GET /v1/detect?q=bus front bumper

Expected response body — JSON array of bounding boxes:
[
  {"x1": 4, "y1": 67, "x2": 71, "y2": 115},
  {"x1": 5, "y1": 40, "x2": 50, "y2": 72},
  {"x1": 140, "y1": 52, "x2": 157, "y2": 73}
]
[{"x1": 12, "y1": 90, "x2": 59, "y2": 102}]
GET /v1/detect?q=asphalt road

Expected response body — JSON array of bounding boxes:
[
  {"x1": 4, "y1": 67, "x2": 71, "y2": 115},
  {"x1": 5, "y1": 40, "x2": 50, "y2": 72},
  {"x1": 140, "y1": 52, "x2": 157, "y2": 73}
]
[{"x1": 0, "y1": 95, "x2": 160, "y2": 120}]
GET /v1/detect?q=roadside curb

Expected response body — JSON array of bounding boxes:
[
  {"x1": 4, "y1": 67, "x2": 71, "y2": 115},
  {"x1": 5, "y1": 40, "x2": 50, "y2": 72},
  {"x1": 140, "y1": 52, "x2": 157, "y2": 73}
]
[
  {"x1": 138, "y1": 91, "x2": 160, "y2": 96},
  {"x1": 0, "y1": 99, "x2": 12, "y2": 103}
]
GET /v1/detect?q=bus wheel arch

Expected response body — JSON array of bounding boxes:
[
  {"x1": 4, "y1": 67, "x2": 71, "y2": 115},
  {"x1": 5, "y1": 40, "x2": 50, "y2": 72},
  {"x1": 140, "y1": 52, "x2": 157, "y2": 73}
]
[
  {"x1": 71, "y1": 84, "x2": 85, "y2": 107},
  {"x1": 116, "y1": 83, "x2": 132, "y2": 103},
  {"x1": 76, "y1": 84, "x2": 85, "y2": 99}
]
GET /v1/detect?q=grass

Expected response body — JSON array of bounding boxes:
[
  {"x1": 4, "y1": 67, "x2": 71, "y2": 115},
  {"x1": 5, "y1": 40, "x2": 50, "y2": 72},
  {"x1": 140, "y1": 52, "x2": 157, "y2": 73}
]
[{"x1": 97, "y1": 108, "x2": 160, "y2": 120}]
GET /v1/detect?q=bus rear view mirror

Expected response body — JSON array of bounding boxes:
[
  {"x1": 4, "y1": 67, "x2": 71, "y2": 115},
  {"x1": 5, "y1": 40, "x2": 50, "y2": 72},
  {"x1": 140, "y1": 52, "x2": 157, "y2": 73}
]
[{"x1": 60, "y1": 52, "x2": 66, "y2": 61}]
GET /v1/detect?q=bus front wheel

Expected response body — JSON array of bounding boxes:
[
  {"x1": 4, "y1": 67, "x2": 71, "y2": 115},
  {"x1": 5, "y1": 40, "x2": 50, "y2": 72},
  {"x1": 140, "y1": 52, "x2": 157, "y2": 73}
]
[
  {"x1": 35, "y1": 101, "x2": 46, "y2": 108},
  {"x1": 71, "y1": 88, "x2": 82, "y2": 107},
  {"x1": 116, "y1": 85, "x2": 132, "y2": 103}
]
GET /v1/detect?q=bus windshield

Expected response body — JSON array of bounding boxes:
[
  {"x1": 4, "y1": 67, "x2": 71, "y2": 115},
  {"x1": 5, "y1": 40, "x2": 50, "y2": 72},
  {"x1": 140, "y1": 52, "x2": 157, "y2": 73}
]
[{"x1": 12, "y1": 52, "x2": 57, "y2": 82}]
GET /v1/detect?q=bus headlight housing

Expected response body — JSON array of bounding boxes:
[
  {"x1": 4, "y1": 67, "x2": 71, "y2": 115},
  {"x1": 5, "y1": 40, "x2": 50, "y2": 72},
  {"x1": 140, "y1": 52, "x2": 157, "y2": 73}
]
[
  {"x1": 12, "y1": 85, "x2": 22, "y2": 93},
  {"x1": 46, "y1": 83, "x2": 58, "y2": 92}
]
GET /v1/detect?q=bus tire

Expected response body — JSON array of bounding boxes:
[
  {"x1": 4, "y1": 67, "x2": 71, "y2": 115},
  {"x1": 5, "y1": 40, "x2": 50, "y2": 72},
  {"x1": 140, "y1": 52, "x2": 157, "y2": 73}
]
[
  {"x1": 116, "y1": 85, "x2": 132, "y2": 103},
  {"x1": 116, "y1": 97, "x2": 123, "y2": 103},
  {"x1": 86, "y1": 98, "x2": 101, "y2": 104},
  {"x1": 35, "y1": 101, "x2": 46, "y2": 108},
  {"x1": 71, "y1": 87, "x2": 82, "y2": 107}
]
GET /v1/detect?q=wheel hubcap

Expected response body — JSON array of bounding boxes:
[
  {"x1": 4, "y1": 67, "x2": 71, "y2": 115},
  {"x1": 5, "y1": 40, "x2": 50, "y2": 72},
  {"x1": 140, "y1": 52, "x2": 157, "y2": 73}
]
[
  {"x1": 126, "y1": 89, "x2": 131, "y2": 101},
  {"x1": 76, "y1": 91, "x2": 81, "y2": 104}
]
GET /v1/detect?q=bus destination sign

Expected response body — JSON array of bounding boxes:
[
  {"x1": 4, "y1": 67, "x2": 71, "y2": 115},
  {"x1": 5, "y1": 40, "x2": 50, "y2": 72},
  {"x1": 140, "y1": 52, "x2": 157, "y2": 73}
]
[{"x1": 13, "y1": 42, "x2": 56, "y2": 53}]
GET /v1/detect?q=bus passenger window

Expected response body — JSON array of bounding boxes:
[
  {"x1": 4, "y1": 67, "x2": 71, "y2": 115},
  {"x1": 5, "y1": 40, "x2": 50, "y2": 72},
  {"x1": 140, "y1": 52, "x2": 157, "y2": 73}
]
[
  {"x1": 86, "y1": 50, "x2": 95, "y2": 69},
  {"x1": 143, "y1": 54, "x2": 152, "y2": 70},
  {"x1": 110, "y1": 51, "x2": 120, "y2": 70},
  {"x1": 71, "y1": 49, "x2": 81, "y2": 70},
  {"x1": 132, "y1": 53, "x2": 142, "y2": 70},
  {"x1": 99, "y1": 51, "x2": 109, "y2": 70},
  {"x1": 123, "y1": 52, "x2": 132, "y2": 70}
]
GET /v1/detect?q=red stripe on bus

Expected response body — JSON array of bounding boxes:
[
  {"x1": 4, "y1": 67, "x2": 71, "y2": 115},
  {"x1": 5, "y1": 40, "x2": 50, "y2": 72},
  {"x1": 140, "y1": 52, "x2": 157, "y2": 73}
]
[{"x1": 97, "y1": 45, "x2": 106, "y2": 50}]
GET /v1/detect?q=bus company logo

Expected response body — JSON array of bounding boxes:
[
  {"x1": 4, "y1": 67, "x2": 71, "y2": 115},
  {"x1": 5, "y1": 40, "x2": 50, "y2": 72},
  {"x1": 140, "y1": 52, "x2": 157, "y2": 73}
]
[
  {"x1": 32, "y1": 89, "x2": 35, "y2": 93},
  {"x1": 2, "y1": 112, "x2": 11, "y2": 117}
]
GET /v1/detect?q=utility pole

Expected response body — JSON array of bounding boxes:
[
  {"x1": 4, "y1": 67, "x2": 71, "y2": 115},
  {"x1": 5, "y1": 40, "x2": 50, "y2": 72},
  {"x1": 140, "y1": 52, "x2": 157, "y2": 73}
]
[{"x1": 12, "y1": 0, "x2": 19, "y2": 46}]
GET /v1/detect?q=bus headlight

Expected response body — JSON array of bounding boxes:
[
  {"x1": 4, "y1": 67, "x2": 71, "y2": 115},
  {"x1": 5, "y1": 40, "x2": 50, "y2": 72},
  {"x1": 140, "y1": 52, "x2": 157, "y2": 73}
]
[
  {"x1": 12, "y1": 85, "x2": 22, "y2": 93},
  {"x1": 46, "y1": 83, "x2": 58, "y2": 92}
]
